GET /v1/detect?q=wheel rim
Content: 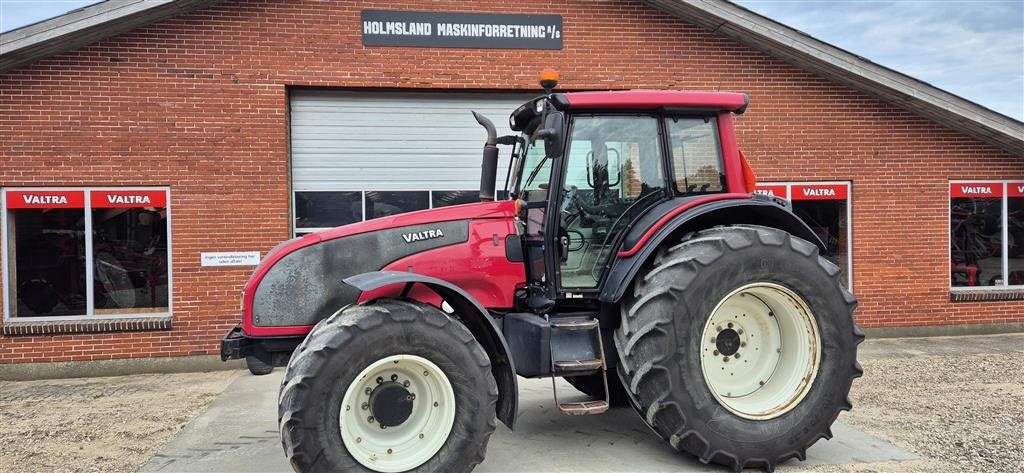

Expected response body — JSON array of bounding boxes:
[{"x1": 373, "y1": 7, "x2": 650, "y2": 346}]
[
  {"x1": 339, "y1": 354, "x2": 456, "y2": 472},
  {"x1": 699, "y1": 283, "x2": 821, "y2": 420}
]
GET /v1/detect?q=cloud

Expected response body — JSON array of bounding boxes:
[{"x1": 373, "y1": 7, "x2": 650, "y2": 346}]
[{"x1": 736, "y1": 1, "x2": 1024, "y2": 120}]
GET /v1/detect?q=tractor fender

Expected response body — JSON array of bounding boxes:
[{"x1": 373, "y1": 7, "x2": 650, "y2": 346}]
[
  {"x1": 599, "y1": 196, "x2": 827, "y2": 303},
  {"x1": 344, "y1": 271, "x2": 518, "y2": 429}
]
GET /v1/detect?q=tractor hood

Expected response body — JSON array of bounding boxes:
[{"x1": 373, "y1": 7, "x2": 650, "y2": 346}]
[{"x1": 241, "y1": 200, "x2": 517, "y2": 336}]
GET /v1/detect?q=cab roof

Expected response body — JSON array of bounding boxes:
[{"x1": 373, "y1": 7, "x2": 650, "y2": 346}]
[{"x1": 556, "y1": 90, "x2": 748, "y2": 114}]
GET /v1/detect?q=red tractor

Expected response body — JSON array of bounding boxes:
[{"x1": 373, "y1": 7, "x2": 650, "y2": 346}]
[{"x1": 221, "y1": 70, "x2": 862, "y2": 472}]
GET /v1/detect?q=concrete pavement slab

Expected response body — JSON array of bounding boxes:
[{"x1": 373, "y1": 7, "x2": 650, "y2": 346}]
[{"x1": 144, "y1": 372, "x2": 916, "y2": 472}]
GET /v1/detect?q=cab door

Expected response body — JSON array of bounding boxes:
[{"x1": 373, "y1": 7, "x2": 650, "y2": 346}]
[{"x1": 553, "y1": 115, "x2": 669, "y2": 291}]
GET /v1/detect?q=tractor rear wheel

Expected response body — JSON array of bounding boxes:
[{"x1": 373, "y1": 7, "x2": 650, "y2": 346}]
[
  {"x1": 614, "y1": 225, "x2": 862, "y2": 472},
  {"x1": 279, "y1": 299, "x2": 498, "y2": 473}
]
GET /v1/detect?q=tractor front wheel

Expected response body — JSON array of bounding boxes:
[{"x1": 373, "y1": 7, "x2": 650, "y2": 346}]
[
  {"x1": 279, "y1": 299, "x2": 498, "y2": 473},
  {"x1": 615, "y1": 225, "x2": 862, "y2": 472}
]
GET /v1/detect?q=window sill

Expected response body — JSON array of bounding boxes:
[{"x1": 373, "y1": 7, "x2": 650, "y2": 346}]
[
  {"x1": 2, "y1": 316, "x2": 172, "y2": 336},
  {"x1": 949, "y1": 290, "x2": 1024, "y2": 302}
]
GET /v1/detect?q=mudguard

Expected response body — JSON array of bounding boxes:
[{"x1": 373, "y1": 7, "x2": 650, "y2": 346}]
[
  {"x1": 599, "y1": 195, "x2": 827, "y2": 303},
  {"x1": 344, "y1": 271, "x2": 519, "y2": 429}
]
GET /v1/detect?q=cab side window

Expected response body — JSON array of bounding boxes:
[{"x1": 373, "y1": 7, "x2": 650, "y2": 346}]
[{"x1": 667, "y1": 117, "x2": 724, "y2": 194}]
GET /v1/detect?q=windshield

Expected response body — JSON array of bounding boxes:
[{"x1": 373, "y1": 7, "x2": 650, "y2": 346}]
[{"x1": 514, "y1": 136, "x2": 551, "y2": 196}]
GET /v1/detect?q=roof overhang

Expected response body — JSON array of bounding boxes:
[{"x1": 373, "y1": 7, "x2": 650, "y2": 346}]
[
  {"x1": 0, "y1": 0, "x2": 220, "y2": 73},
  {"x1": 644, "y1": 0, "x2": 1023, "y2": 155}
]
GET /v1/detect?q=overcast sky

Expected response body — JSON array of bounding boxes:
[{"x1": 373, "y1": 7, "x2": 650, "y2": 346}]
[{"x1": 1, "y1": 0, "x2": 1021, "y2": 120}]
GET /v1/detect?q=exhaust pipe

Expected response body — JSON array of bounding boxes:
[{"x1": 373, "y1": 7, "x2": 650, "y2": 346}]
[{"x1": 473, "y1": 111, "x2": 499, "y2": 202}]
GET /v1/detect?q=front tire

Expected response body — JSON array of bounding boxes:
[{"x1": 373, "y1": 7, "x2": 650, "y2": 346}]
[
  {"x1": 279, "y1": 299, "x2": 498, "y2": 473},
  {"x1": 614, "y1": 225, "x2": 863, "y2": 472}
]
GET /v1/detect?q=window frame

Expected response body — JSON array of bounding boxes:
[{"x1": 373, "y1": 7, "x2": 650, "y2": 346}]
[
  {"x1": 1, "y1": 186, "x2": 173, "y2": 322},
  {"x1": 755, "y1": 181, "x2": 854, "y2": 291},
  {"x1": 292, "y1": 189, "x2": 480, "y2": 236},
  {"x1": 948, "y1": 180, "x2": 1024, "y2": 292}
]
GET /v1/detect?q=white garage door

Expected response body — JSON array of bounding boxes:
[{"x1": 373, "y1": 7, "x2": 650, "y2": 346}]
[{"x1": 290, "y1": 90, "x2": 534, "y2": 234}]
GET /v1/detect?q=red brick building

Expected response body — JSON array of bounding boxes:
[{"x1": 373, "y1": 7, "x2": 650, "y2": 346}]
[{"x1": 1, "y1": 0, "x2": 1021, "y2": 370}]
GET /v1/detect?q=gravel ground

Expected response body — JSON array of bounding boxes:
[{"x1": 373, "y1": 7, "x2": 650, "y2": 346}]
[
  {"x1": 0, "y1": 371, "x2": 239, "y2": 473},
  {"x1": 0, "y1": 334, "x2": 1021, "y2": 473}
]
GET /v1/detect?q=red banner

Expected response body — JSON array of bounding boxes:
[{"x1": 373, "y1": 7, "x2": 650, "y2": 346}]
[
  {"x1": 90, "y1": 190, "x2": 166, "y2": 208},
  {"x1": 791, "y1": 184, "x2": 848, "y2": 201},
  {"x1": 5, "y1": 190, "x2": 85, "y2": 209},
  {"x1": 950, "y1": 182, "x2": 1002, "y2": 198},
  {"x1": 1008, "y1": 182, "x2": 1024, "y2": 198},
  {"x1": 754, "y1": 185, "x2": 788, "y2": 199}
]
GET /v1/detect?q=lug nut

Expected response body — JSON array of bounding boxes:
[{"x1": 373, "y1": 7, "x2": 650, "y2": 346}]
[
  {"x1": 727, "y1": 322, "x2": 733, "y2": 329},
  {"x1": 391, "y1": 374, "x2": 398, "y2": 381},
  {"x1": 713, "y1": 350, "x2": 720, "y2": 356},
  {"x1": 716, "y1": 326, "x2": 723, "y2": 332},
  {"x1": 380, "y1": 425, "x2": 387, "y2": 430},
  {"x1": 723, "y1": 357, "x2": 730, "y2": 362},
  {"x1": 376, "y1": 376, "x2": 384, "y2": 384},
  {"x1": 711, "y1": 337, "x2": 717, "y2": 343},
  {"x1": 737, "y1": 329, "x2": 744, "y2": 335},
  {"x1": 735, "y1": 353, "x2": 741, "y2": 359},
  {"x1": 364, "y1": 387, "x2": 372, "y2": 395},
  {"x1": 403, "y1": 380, "x2": 410, "y2": 387},
  {"x1": 408, "y1": 394, "x2": 416, "y2": 401},
  {"x1": 367, "y1": 416, "x2": 375, "y2": 423},
  {"x1": 740, "y1": 342, "x2": 746, "y2": 347},
  {"x1": 361, "y1": 403, "x2": 369, "y2": 410}
]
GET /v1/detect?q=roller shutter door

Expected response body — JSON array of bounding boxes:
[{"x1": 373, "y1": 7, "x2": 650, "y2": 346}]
[{"x1": 289, "y1": 90, "x2": 532, "y2": 234}]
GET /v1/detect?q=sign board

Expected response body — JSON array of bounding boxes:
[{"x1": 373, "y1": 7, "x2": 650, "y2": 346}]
[
  {"x1": 791, "y1": 184, "x2": 849, "y2": 201},
  {"x1": 362, "y1": 10, "x2": 563, "y2": 49},
  {"x1": 1009, "y1": 182, "x2": 1024, "y2": 197},
  {"x1": 5, "y1": 190, "x2": 85, "y2": 208},
  {"x1": 950, "y1": 182, "x2": 1002, "y2": 198},
  {"x1": 91, "y1": 190, "x2": 167, "y2": 208},
  {"x1": 201, "y1": 251, "x2": 261, "y2": 267},
  {"x1": 754, "y1": 185, "x2": 788, "y2": 200}
]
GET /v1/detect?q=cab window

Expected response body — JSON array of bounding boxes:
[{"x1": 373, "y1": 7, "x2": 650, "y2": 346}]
[{"x1": 667, "y1": 117, "x2": 724, "y2": 194}]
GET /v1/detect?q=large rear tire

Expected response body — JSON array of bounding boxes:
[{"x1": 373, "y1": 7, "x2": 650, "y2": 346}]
[
  {"x1": 614, "y1": 225, "x2": 863, "y2": 472},
  {"x1": 279, "y1": 299, "x2": 498, "y2": 473}
]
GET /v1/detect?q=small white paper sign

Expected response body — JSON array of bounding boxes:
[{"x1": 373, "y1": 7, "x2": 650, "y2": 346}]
[{"x1": 201, "y1": 251, "x2": 261, "y2": 267}]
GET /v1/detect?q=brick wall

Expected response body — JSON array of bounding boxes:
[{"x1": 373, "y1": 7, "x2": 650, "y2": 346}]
[{"x1": 1, "y1": 0, "x2": 1021, "y2": 364}]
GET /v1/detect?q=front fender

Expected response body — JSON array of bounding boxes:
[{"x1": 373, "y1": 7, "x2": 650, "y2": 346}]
[
  {"x1": 344, "y1": 271, "x2": 519, "y2": 429},
  {"x1": 599, "y1": 196, "x2": 826, "y2": 303}
]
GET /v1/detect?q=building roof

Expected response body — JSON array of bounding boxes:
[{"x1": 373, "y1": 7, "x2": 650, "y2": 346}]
[{"x1": 1, "y1": 0, "x2": 1021, "y2": 155}]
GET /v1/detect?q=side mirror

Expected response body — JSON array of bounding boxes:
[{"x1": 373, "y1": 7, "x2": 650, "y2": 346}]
[{"x1": 535, "y1": 111, "x2": 565, "y2": 159}]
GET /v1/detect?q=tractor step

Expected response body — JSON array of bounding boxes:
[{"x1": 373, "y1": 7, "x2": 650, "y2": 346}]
[
  {"x1": 550, "y1": 319, "x2": 599, "y2": 330},
  {"x1": 558, "y1": 400, "x2": 609, "y2": 415},
  {"x1": 548, "y1": 315, "x2": 611, "y2": 416},
  {"x1": 553, "y1": 358, "x2": 603, "y2": 374}
]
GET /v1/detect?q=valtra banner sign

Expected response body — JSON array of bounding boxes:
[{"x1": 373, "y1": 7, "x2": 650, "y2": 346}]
[
  {"x1": 361, "y1": 10, "x2": 563, "y2": 49},
  {"x1": 950, "y1": 182, "x2": 1003, "y2": 198},
  {"x1": 5, "y1": 190, "x2": 85, "y2": 208},
  {"x1": 791, "y1": 184, "x2": 849, "y2": 201},
  {"x1": 91, "y1": 190, "x2": 167, "y2": 208},
  {"x1": 1010, "y1": 182, "x2": 1024, "y2": 197},
  {"x1": 754, "y1": 185, "x2": 788, "y2": 199}
]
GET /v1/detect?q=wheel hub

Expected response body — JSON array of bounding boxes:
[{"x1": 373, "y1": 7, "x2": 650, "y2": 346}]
[
  {"x1": 369, "y1": 382, "x2": 414, "y2": 427},
  {"x1": 715, "y1": 328, "x2": 741, "y2": 356}
]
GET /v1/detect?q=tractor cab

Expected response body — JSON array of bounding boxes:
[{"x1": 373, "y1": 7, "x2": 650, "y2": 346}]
[{"x1": 499, "y1": 71, "x2": 749, "y2": 310}]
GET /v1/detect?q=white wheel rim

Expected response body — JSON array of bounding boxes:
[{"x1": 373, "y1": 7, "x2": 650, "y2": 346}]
[
  {"x1": 699, "y1": 283, "x2": 821, "y2": 420},
  {"x1": 339, "y1": 354, "x2": 456, "y2": 472}
]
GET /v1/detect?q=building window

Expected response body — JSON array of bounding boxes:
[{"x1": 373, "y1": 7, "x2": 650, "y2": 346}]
[
  {"x1": 295, "y1": 191, "x2": 362, "y2": 231},
  {"x1": 432, "y1": 190, "x2": 479, "y2": 208},
  {"x1": 294, "y1": 190, "x2": 487, "y2": 236},
  {"x1": 755, "y1": 182, "x2": 852, "y2": 289},
  {"x1": 3, "y1": 188, "x2": 171, "y2": 320},
  {"x1": 950, "y1": 181, "x2": 1024, "y2": 289}
]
